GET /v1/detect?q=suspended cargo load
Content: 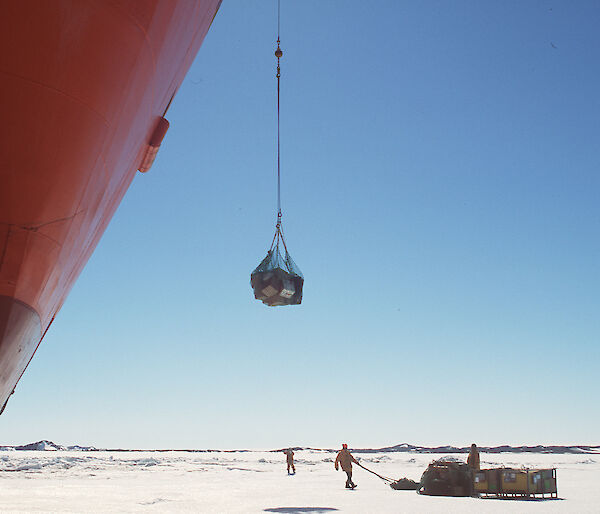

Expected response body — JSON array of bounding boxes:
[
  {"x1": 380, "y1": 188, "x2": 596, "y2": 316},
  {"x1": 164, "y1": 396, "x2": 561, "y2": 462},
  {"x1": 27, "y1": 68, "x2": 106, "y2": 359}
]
[
  {"x1": 250, "y1": 13, "x2": 304, "y2": 307},
  {"x1": 251, "y1": 227, "x2": 303, "y2": 306}
]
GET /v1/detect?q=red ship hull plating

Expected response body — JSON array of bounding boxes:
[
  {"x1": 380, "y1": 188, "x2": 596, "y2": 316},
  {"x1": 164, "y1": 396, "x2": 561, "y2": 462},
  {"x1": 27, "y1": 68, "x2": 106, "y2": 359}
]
[{"x1": 0, "y1": 0, "x2": 221, "y2": 411}]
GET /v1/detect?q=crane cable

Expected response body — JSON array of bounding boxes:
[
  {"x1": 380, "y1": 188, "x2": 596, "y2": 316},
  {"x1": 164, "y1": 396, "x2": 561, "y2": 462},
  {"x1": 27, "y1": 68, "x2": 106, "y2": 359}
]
[
  {"x1": 275, "y1": 0, "x2": 283, "y2": 231},
  {"x1": 265, "y1": 0, "x2": 286, "y2": 258}
]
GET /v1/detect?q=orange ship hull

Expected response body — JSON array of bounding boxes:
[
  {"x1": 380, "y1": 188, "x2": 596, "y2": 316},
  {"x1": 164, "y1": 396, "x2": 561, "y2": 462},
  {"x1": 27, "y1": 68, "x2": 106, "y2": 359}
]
[{"x1": 0, "y1": 0, "x2": 221, "y2": 411}]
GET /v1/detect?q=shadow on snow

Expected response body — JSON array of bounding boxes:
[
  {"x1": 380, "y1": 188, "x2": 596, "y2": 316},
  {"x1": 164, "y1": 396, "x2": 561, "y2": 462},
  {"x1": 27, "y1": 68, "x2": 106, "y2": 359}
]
[{"x1": 264, "y1": 508, "x2": 339, "y2": 513}]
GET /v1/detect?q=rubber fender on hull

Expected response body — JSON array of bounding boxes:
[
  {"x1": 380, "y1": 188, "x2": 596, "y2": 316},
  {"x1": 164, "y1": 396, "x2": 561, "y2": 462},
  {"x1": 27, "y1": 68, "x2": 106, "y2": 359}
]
[{"x1": 138, "y1": 117, "x2": 170, "y2": 172}]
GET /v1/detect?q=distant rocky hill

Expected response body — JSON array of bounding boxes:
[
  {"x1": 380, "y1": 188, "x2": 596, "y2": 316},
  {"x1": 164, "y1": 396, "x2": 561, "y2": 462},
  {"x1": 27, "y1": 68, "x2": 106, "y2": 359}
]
[
  {"x1": 349, "y1": 443, "x2": 600, "y2": 455},
  {"x1": 0, "y1": 440, "x2": 97, "y2": 451},
  {"x1": 277, "y1": 443, "x2": 600, "y2": 454},
  {"x1": 1, "y1": 440, "x2": 598, "y2": 454}
]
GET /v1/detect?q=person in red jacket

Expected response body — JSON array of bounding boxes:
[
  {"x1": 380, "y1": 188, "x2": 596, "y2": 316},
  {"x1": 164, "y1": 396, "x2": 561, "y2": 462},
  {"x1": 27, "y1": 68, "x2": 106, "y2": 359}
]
[{"x1": 335, "y1": 443, "x2": 358, "y2": 489}]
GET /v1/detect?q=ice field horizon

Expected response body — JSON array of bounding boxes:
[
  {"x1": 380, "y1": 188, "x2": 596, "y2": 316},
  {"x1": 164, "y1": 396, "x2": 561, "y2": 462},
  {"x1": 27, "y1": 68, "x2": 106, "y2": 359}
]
[
  {"x1": 1, "y1": 446, "x2": 599, "y2": 512},
  {"x1": 2, "y1": 439, "x2": 599, "y2": 454}
]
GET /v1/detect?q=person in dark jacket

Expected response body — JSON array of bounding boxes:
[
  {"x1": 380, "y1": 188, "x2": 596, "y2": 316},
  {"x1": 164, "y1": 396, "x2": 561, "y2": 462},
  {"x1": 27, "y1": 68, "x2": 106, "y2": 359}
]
[
  {"x1": 335, "y1": 443, "x2": 358, "y2": 488},
  {"x1": 467, "y1": 443, "x2": 480, "y2": 470}
]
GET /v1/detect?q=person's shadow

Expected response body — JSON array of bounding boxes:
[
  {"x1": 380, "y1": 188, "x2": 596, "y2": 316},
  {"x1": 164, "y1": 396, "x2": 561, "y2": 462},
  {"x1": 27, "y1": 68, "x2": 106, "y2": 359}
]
[
  {"x1": 264, "y1": 508, "x2": 338, "y2": 513},
  {"x1": 480, "y1": 496, "x2": 564, "y2": 502}
]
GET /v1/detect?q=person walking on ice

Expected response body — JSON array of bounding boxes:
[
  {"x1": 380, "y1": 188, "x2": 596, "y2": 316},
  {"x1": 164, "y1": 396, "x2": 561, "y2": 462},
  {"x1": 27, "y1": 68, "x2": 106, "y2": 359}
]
[
  {"x1": 335, "y1": 443, "x2": 358, "y2": 489},
  {"x1": 284, "y1": 448, "x2": 295, "y2": 474}
]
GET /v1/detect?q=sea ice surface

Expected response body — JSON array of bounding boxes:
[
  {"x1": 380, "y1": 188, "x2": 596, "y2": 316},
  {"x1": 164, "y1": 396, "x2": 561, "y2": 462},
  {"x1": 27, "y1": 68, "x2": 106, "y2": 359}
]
[{"x1": 0, "y1": 450, "x2": 598, "y2": 513}]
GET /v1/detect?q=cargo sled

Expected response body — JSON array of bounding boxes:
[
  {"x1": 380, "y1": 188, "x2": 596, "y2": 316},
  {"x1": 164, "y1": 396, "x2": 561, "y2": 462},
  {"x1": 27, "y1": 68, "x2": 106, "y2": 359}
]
[
  {"x1": 417, "y1": 459, "x2": 473, "y2": 497},
  {"x1": 474, "y1": 467, "x2": 557, "y2": 499}
]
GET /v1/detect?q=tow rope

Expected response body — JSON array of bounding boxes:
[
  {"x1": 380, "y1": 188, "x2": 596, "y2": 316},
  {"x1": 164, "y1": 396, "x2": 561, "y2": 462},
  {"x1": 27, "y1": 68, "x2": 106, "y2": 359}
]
[{"x1": 356, "y1": 462, "x2": 395, "y2": 483}]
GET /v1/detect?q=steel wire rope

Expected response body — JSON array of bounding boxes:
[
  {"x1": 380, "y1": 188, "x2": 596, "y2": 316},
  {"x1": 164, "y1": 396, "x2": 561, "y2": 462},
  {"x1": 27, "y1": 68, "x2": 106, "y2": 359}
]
[
  {"x1": 271, "y1": 0, "x2": 287, "y2": 258},
  {"x1": 275, "y1": 0, "x2": 282, "y2": 230}
]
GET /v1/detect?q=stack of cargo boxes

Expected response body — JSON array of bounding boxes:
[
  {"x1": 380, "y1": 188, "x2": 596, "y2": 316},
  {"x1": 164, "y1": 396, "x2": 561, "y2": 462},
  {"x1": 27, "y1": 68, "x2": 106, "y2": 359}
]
[
  {"x1": 528, "y1": 469, "x2": 557, "y2": 498},
  {"x1": 473, "y1": 468, "x2": 557, "y2": 499}
]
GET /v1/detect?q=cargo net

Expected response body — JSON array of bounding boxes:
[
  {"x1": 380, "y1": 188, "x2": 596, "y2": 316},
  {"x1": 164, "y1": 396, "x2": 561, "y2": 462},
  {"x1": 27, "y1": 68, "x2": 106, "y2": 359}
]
[
  {"x1": 417, "y1": 459, "x2": 473, "y2": 497},
  {"x1": 251, "y1": 225, "x2": 303, "y2": 306}
]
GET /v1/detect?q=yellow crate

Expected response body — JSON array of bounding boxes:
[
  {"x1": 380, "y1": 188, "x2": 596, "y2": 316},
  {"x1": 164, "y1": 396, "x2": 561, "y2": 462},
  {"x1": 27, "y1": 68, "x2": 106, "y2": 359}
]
[
  {"x1": 529, "y1": 469, "x2": 557, "y2": 494},
  {"x1": 501, "y1": 469, "x2": 528, "y2": 493},
  {"x1": 473, "y1": 471, "x2": 488, "y2": 492},
  {"x1": 476, "y1": 467, "x2": 557, "y2": 498},
  {"x1": 474, "y1": 469, "x2": 501, "y2": 494}
]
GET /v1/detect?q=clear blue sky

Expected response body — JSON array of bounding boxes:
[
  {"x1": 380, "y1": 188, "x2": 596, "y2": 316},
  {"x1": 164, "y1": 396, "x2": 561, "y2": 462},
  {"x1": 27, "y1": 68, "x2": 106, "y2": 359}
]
[{"x1": 2, "y1": 0, "x2": 598, "y2": 449}]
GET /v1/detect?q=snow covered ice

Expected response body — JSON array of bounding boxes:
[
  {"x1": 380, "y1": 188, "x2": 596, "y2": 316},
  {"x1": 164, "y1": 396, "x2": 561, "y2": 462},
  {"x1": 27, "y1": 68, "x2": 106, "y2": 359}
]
[{"x1": 1, "y1": 449, "x2": 599, "y2": 513}]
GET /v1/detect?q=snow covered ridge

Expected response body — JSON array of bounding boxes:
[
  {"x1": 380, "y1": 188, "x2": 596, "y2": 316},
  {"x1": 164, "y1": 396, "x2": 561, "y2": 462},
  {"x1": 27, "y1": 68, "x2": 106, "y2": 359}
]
[
  {"x1": 348, "y1": 443, "x2": 600, "y2": 455},
  {"x1": 0, "y1": 441, "x2": 97, "y2": 452},
  {"x1": 272, "y1": 444, "x2": 600, "y2": 455},
  {"x1": 0, "y1": 441, "x2": 598, "y2": 454}
]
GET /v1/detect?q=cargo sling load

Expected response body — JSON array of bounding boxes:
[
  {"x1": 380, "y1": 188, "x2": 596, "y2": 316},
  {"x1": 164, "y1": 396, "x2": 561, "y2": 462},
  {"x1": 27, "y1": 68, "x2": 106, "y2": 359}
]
[
  {"x1": 251, "y1": 225, "x2": 303, "y2": 306},
  {"x1": 0, "y1": 0, "x2": 222, "y2": 414},
  {"x1": 251, "y1": 1, "x2": 304, "y2": 306}
]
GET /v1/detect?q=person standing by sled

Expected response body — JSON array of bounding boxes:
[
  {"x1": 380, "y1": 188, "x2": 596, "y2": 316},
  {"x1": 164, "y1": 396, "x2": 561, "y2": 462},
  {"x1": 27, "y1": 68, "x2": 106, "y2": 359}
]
[
  {"x1": 284, "y1": 448, "x2": 295, "y2": 474},
  {"x1": 335, "y1": 443, "x2": 358, "y2": 488},
  {"x1": 467, "y1": 443, "x2": 480, "y2": 471}
]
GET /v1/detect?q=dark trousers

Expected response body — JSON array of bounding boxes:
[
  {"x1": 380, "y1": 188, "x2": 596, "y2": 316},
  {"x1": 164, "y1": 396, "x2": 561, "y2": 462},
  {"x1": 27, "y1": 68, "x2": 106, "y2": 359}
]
[{"x1": 345, "y1": 470, "x2": 355, "y2": 488}]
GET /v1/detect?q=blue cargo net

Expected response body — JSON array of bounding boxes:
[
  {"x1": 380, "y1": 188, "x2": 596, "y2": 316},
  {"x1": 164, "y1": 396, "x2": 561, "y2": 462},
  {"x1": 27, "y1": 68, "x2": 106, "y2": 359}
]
[{"x1": 251, "y1": 224, "x2": 303, "y2": 306}]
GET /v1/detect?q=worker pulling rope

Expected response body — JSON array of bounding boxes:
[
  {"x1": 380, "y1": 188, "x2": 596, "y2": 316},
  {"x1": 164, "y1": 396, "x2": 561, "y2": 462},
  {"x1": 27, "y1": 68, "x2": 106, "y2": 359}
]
[{"x1": 250, "y1": 0, "x2": 304, "y2": 307}]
